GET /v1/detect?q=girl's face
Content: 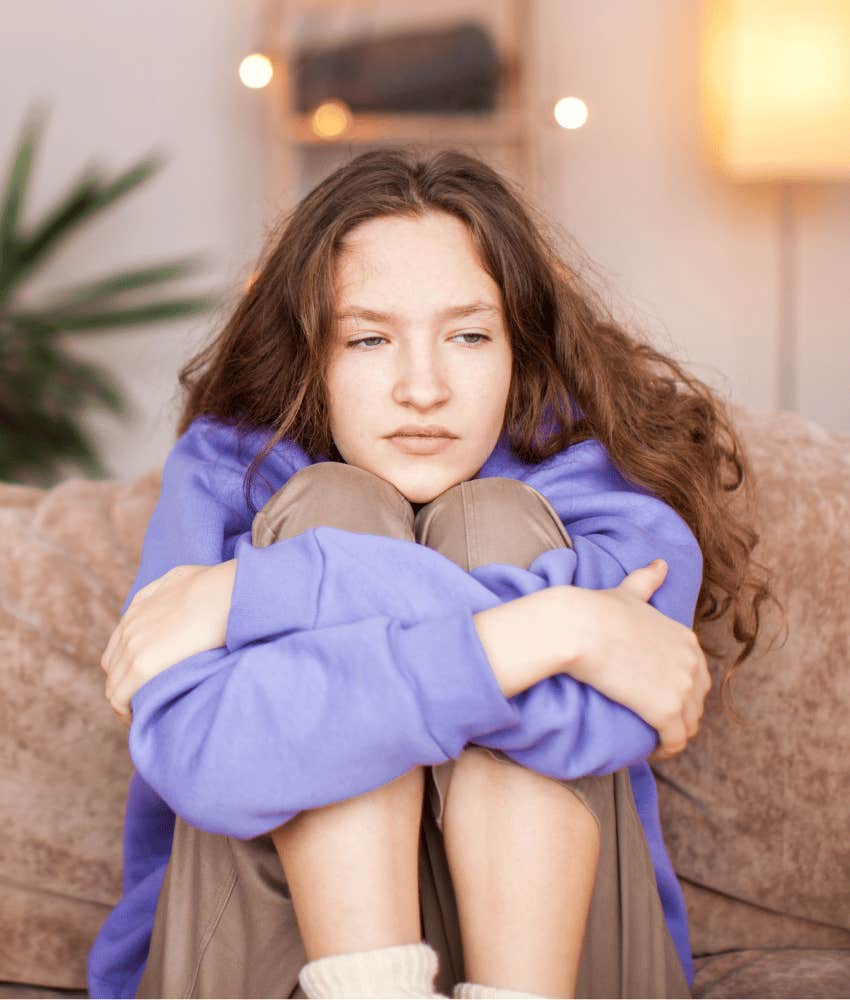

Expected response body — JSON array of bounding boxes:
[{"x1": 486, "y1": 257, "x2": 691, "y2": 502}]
[{"x1": 325, "y1": 211, "x2": 513, "y2": 506}]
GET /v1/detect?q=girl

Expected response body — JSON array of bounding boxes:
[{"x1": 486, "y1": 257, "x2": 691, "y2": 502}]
[{"x1": 91, "y1": 146, "x2": 778, "y2": 999}]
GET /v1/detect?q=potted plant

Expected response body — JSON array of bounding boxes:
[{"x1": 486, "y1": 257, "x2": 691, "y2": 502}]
[{"x1": 0, "y1": 104, "x2": 222, "y2": 486}]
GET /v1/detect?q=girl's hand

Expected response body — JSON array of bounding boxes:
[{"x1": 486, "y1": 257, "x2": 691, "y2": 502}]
[
  {"x1": 101, "y1": 560, "x2": 237, "y2": 727},
  {"x1": 565, "y1": 560, "x2": 711, "y2": 761}
]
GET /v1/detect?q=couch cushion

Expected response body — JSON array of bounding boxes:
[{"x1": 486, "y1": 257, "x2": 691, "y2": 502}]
[
  {"x1": 693, "y1": 948, "x2": 850, "y2": 999},
  {"x1": 653, "y1": 407, "x2": 850, "y2": 963},
  {"x1": 0, "y1": 982, "x2": 86, "y2": 999},
  {"x1": 0, "y1": 471, "x2": 161, "y2": 991}
]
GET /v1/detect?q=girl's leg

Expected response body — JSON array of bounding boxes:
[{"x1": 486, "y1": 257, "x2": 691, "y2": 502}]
[
  {"x1": 137, "y1": 462, "x2": 444, "y2": 1000},
  {"x1": 414, "y1": 477, "x2": 691, "y2": 999},
  {"x1": 250, "y1": 463, "x2": 445, "y2": 996},
  {"x1": 415, "y1": 477, "x2": 597, "y2": 997},
  {"x1": 441, "y1": 745, "x2": 599, "y2": 997},
  {"x1": 268, "y1": 765, "x2": 425, "y2": 959}
]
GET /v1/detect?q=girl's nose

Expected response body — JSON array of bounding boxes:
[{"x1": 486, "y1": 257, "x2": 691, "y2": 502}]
[{"x1": 392, "y1": 350, "x2": 451, "y2": 408}]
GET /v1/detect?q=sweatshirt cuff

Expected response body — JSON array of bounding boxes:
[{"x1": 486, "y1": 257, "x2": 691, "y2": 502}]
[
  {"x1": 390, "y1": 610, "x2": 521, "y2": 759},
  {"x1": 225, "y1": 531, "x2": 322, "y2": 651}
]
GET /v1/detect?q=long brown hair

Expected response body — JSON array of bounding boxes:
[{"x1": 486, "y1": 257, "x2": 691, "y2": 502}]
[{"x1": 176, "y1": 144, "x2": 785, "y2": 720}]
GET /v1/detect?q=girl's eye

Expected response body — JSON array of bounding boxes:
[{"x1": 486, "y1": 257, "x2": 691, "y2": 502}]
[
  {"x1": 347, "y1": 336, "x2": 386, "y2": 349},
  {"x1": 346, "y1": 332, "x2": 491, "y2": 349}
]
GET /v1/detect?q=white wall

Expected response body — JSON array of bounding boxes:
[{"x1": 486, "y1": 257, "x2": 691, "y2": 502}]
[
  {"x1": 1, "y1": 0, "x2": 847, "y2": 484},
  {"x1": 533, "y1": 0, "x2": 849, "y2": 431}
]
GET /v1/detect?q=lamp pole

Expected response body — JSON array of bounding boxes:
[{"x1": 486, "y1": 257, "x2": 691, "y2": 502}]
[{"x1": 777, "y1": 182, "x2": 798, "y2": 413}]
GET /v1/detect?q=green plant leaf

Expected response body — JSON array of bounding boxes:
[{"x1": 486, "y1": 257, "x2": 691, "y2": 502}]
[
  {"x1": 0, "y1": 164, "x2": 103, "y2": 302},
  {"x1": 8, "y1": 292, "x2": 221, "y2": 332},
  {"x1": 0, "y1": 102, "x2": 48, "y2": 270},
  {"x1": 0, "y1": 109, "x2": 218, "y2": 483},
  {"x1": 40, "y1": 254, "x2": 211, "y2": 313},
  {"x1": 0, "y1": 407, "x2": 109, "y2": 486},
  {"x1": 51, "y1": 352, "x2": 131, "y2": 415},
  {"x1": 3, "y1": 151, "x2": 167, "y2": 301}
]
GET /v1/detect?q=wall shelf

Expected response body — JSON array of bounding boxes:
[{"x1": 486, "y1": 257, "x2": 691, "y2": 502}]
[
  {"x1": 282, "y1": 110, "x2": 527, "y2": 146},
  {"x1": 263, "y1": 0, "x2": 538, "y2": 203}
]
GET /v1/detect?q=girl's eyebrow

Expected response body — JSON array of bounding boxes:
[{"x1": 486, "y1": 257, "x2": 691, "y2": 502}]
[{"x1": 335, "y1": 301, "x2": 500, "y2": 323}]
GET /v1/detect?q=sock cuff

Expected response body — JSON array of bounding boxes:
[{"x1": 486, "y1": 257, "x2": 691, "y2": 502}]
[
  {"x1": 453, "y1": 982, "x2": 544, "y2": 999},
  {"x1": 299, "y1": 939, "x2": 440, "y2": 998}
]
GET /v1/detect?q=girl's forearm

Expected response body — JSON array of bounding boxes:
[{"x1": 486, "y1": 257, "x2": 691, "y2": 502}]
[
  {"x1": 216, "y1": 554, "x2": 585, "y2": 701},
  {"x1": 472, "y1": 585, "x2": 588, "y2": 698}
]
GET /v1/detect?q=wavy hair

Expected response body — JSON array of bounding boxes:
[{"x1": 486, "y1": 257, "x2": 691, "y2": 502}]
[{"x1": 176, "y1": 144, "x2": 785, "y2": 721}]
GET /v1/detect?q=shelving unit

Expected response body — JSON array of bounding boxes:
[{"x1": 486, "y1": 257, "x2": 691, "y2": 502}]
[{"x1": 260, "y1": 0, "x2": 539, "y2": 206}]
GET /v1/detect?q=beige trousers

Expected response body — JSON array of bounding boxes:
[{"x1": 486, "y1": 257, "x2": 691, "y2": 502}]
[{"x1": 136, "y1": 462, "x2": 691, "y2": 999}]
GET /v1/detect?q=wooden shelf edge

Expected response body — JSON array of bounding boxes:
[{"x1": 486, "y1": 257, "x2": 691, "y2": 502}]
[{"x1": 281, "y1": 110, "x2": 526, "y2": 145}]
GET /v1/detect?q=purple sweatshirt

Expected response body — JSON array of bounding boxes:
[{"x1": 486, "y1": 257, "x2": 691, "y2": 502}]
[{"x1": 87, "y1": 415, "x2": 701, "y2": 997}]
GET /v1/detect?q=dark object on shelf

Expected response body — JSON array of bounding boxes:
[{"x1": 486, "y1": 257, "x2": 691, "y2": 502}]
[{"x1": 293, "y1": 21, "x2": 501, "y2": 113}]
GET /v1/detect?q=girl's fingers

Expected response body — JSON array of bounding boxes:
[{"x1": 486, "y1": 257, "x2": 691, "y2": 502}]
[
  {"x1": 101, "y1": 619, "x2": 126, "y2": 674},
  {"x1": 658, "y1": 715, "x2": 687, "y2": 758},
  {"x1": 100, "y1": 627, "x2": 117, "y2": 673},
  {"x1": 104, "y1": 661, "x2": 126, "y2": 705},
  {"x1": 109, "y1": 655, "x2": 153, "y2": 722},
  {"x1": 652, "y1": 691, "x2": 705, "y2": 762},
  {"x1": 683, "y1": 691, "x2": 704, "y2": 740},
  {"x1": 108, "y1": 674, "x2": 132, "y2": 721}
]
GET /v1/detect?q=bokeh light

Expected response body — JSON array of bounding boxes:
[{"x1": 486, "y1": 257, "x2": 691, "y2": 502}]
[
  {"x1": 311, "y1": 99, "x2": 353, "y2": 139},
  {"x1": 239, "y1": 53, "x2": 274, "y2": 89},
  {"x1": 553, "y1": 96, "x2": 589, "y2": 129}
]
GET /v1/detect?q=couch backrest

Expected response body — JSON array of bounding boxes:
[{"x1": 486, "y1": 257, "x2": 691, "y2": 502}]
[
  {"x1": 653, "y1": 405, "x2": 850, "y2": 957},
  {"x1": 0, "y1": 470, "x2": 161, "y2": 990}
]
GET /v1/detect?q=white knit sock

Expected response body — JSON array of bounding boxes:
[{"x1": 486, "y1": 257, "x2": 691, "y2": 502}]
[
  {"x1": 452, "y1": 981, "x2": 545, "y2": 999},
  {"x1": 298, "y1": 939, "x2": 447, "y2": 998}
]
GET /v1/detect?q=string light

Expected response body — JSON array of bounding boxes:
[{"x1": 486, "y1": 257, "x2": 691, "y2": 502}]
[
  {"x1": 311, "y1": 99, "x2": 353, "y2": 138},
  {"x1": 553, "y1": 96, "x2": 589, "y2": 129},
  {"x1": 239, "y1": 53, "x2": 274, "y2": 89}
]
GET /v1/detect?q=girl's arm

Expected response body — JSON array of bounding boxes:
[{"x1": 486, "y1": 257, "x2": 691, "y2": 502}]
[
  {"x1": 219, "y1": 534, "x2": 700, "y2": 782},
  {"x1": 126, "y1": 560, "x2": 664, "y2": 841},
  {"x1": 469, "y1": 438, "x2": 707, "y2": 772},
  {"x1": 128, "y1": 606, "x2": 524, "y2": 838},
  {"x1": 220, "y1": 520, "x2": 703, "y2": 766}
]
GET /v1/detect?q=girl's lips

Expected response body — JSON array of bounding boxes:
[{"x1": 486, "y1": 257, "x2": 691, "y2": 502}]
[{"x1": 389, "y1": 435, "x2": 455, "y2": 455}]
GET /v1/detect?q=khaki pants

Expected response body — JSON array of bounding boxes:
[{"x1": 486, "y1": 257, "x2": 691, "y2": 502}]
[{"x1": 136, "y1": 463, "x2": 691, "y2": 999}]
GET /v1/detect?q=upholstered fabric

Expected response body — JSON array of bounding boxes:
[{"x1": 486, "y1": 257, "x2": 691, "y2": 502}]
[
  {"x1": 653, "y1": 405, "x2": 850, "y2": 993},
  {"x1": 0, "y1": 472, "x2": 161, "y2": 991},
  {"x1": 692, "y1": 949, "x2": 850, "y2": 999},
  {"x1": 0, "y1": 405, "x2": 847, "y2": 997}
]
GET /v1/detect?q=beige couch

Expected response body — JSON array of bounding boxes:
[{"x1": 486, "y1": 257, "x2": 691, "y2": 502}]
[{"x1": 1, "y1": 405, "x2": 848, "y2": 999}]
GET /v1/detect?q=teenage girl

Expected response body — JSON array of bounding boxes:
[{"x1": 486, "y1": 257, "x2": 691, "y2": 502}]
[{"x1": 93, "y1": 146, "x2": 778, "y2": 1000}]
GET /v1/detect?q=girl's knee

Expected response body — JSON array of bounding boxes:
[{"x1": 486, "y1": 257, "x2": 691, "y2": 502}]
[
  {"x1": 414, "y1": 476, "x2": 572, "y2": 569},
  {"x1": 441, "y1": 746, "x2": 602, "y2": 847},
  {"x1": 261, "y1": 461, "x2": 402, "y2": 514},
  {"x1": 252, "y1": 461, "x2": 414, "y2": 546}
]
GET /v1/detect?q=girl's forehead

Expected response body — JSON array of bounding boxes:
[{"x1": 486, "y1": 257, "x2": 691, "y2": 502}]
[
  {"x1": 338, "y1": 212, "x2": 479, "y2": 260},
  {"x1": 335, "y1": 220, "x2": 496, "y2": 293}
]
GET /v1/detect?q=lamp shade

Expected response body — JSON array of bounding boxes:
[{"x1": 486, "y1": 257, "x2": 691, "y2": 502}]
[{"x1": 700, "y1": 0, "x2": 850, "y2": 180}]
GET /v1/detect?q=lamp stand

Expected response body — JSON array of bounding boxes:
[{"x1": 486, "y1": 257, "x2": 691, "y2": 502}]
[{"x1": 777, "y1": 182, "x2": 798, "y2": 412}]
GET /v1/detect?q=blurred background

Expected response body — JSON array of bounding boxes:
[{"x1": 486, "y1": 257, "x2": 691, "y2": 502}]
[{"x1": 1, "y1": 0, "x2": 848, "y2": 487}]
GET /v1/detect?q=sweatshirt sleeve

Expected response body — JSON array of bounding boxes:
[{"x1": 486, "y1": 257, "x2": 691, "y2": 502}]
[
  {"x1": 129, "y1": 609, "x2": 519, "y2": 837},
  {"x1": 123, "y1": 417, "x2": 520, "y2": 838},
  {"x1": 463, "y1": 439, "x2": 705, "y2": 778},
  {"x1": 223, "y1": 436, "x2": 704, "y2": 783}
]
